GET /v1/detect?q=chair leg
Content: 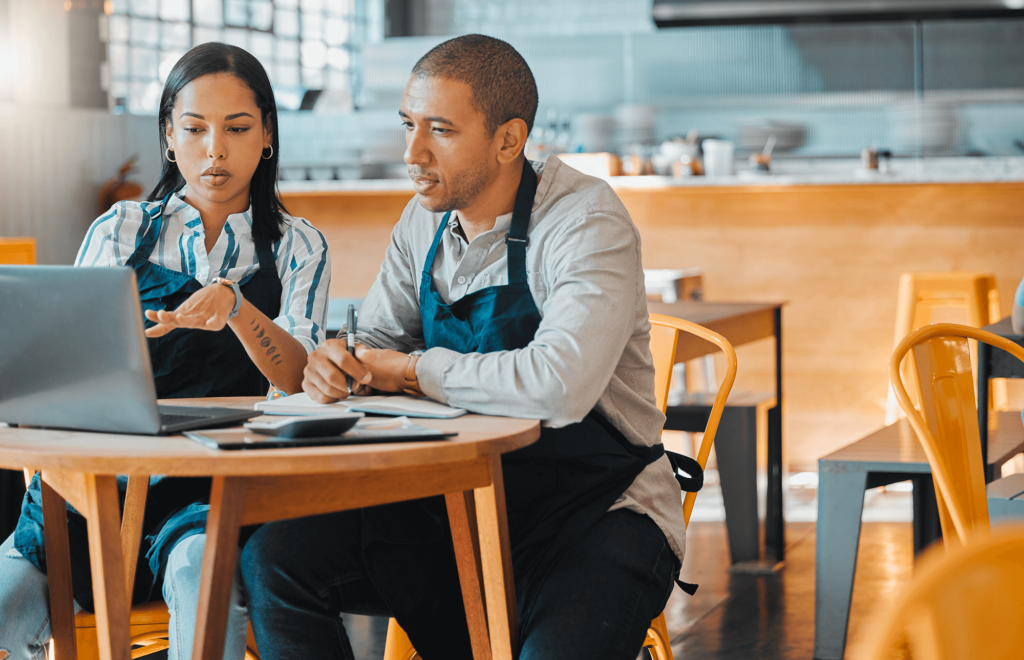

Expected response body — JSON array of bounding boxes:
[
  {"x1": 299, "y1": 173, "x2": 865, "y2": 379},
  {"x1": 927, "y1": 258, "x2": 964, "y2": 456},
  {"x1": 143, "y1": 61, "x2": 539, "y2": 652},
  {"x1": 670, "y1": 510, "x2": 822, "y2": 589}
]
[
  {"x1": 814, "y1": 465, "x2": 868, "y2": 660},
  {"x1": 643, "y1": 612, "x2": 674, "y2": 660},
  {"x1": 383, "y1": 619, "x2": 419, "y2": 660}
]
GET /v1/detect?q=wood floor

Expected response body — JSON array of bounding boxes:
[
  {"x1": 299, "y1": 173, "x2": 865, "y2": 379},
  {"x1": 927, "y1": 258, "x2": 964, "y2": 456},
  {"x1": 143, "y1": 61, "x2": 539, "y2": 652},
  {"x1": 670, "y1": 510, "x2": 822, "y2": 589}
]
[{"x1": 336, "y1": 520, "x2": 916, "y2": 660}]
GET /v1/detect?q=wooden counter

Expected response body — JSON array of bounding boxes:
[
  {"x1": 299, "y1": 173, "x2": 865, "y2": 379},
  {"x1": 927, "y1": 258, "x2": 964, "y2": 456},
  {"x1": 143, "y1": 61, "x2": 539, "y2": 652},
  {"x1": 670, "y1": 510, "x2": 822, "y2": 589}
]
[{"x1": 281, "y1": 181, "x2": 1024, "y2": 470}]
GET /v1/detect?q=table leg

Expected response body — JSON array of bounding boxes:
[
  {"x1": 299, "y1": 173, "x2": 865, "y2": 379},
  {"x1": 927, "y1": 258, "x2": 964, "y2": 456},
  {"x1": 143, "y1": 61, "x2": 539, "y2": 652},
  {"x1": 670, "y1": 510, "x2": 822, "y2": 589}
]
[
  {"x1": 193, "y1": 476, "x2": 246, "y2": 660},
  {"x1": 911, "y1": 475, "x2": 942, "y2": 555},
  {"x1": 814, "y1": 464, "x2": 867, "y2": 660},
  {"x1": 446, "y1": 490, "x2": 492, "y2": 660},
  {"x1": 473, "y1": 456, "x2": 516, "y2": 660},
  {"x1": 40, "y1": 477, "x2": 79, "y2": 660},
  {"x1": 121, "y1": 476, "x2": 150, "y2": 602},
  {"x1": 765, "y1": 307, "x2": 785, "y2": 563},
  {"x1": 82, "y1": 474, "x2": 131, "y2": 660}
]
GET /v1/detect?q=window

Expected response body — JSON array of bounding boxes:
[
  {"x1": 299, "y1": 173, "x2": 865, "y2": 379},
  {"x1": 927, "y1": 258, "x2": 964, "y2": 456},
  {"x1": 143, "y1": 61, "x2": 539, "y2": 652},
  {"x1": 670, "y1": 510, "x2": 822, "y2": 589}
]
[{"x1": 100, "y1": 0, "x2": 361, "y2": 114}]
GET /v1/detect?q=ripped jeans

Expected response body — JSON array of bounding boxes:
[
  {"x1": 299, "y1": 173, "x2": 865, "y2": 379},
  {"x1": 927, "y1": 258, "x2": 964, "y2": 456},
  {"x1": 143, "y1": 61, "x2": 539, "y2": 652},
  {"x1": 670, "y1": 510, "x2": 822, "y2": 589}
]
[{"x1": 0, "y1": 533, "x2": 248, "y2": 660}]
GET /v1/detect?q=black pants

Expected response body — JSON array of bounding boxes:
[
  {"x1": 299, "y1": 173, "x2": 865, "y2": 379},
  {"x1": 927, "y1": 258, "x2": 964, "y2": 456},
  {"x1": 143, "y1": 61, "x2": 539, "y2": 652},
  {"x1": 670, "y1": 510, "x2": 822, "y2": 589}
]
[{"x1": 241, "y1": 507, "x2": 679, "y2": 660}]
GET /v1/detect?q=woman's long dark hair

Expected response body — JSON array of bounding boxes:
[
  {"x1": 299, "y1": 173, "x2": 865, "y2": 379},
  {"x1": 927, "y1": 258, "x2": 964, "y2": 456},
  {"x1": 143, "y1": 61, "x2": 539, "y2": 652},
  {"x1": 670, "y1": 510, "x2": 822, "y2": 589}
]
[{"x1": 148, "y1": 42, "x2": 287, "y2": 242}]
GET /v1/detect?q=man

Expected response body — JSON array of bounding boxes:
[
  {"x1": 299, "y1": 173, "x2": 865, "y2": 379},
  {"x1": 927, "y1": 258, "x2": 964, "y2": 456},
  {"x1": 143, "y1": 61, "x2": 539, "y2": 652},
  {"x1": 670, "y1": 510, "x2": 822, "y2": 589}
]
[{"x1": 241, "y1": 34, "x2": 689, "y2": 659}]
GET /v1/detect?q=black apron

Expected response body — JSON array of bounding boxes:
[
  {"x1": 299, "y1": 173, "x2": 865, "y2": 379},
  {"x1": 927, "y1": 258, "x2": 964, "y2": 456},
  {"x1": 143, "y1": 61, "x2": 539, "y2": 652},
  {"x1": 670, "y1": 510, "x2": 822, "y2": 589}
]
[
  {"x1": 360, "y1": 160, "x2": 665, "y2": 657},
  {"x1": 14, "y1": 190, "x2": 282, "y2": 610}
]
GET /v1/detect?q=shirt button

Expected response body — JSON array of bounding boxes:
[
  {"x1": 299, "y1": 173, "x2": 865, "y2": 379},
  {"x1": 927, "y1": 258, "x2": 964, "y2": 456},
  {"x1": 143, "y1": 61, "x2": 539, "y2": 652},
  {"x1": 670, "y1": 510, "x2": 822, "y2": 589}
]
[{"x1": 457, "y1": 276, "x2": 467, "y2": 285}]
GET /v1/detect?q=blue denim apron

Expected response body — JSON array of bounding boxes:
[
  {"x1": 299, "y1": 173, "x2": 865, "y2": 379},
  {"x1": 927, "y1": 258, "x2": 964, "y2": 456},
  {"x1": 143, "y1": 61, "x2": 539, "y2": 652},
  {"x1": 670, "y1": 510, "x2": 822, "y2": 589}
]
[
  {"x1": 360, "y1": 161, "x2": 666, "y2": 657},
  {"x1": 14, "y1": 190, "x2": 282, "y2": 610}
]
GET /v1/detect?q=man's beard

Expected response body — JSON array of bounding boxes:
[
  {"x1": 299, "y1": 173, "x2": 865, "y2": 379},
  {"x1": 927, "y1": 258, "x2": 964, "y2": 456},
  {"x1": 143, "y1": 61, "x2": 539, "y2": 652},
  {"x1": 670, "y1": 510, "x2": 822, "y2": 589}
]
[{"x1": 418, "y1": 165, "x2": 489, "y2": 213}]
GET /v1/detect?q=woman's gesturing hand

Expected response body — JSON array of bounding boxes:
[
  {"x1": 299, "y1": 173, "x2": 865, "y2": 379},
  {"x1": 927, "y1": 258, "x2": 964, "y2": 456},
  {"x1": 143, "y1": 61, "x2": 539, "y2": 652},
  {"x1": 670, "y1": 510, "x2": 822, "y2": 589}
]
[{"x1": 144, "y1": 283, "x2": 236, "y2": 337}]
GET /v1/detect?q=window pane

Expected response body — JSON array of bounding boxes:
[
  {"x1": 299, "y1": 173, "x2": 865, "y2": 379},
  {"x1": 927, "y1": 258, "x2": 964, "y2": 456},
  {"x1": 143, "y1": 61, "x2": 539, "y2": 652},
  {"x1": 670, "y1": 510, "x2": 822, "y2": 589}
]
[
  {"x1": 130, "y1": 18, "x2": 160, "y2": 46},
  {"x1": 109, "y1": 0, "x2": 131, "y2": 14},
  {"x1": 324, "y1": 17, "x2": 348, "y2": 46},
  {"x1": 276, "y1": 38, "x2": 300, "y2": 62},
  {"x1": 274, "y1": 62, "x2": 300, "y2": 87},
  {"x1": 326, "y1": 47, "x2": 349, "y2": 70},
  {"x1": 224, "y1": 0, "x2": 248, "y2": 26},
  {"x1": 302, "y1": 66, "x2": 324, "y2": 88},
  {"x1": 131, "y1": 0, "x2": 158, "y2": 18},
  {"x1": 161, "y1": 21, "x2": 191, "y2": 49},
  {"x1": 129, "y1": 80, "x2": 162, "y2": 114},
  {"x1": 326, "y1": 0, "x2": 352, "y2": 17},
  {"x1": 301, "y1": 0, "x2": 324, "y2": 11},
  {"x1": 193, "y1": 0, "x2": 223, "y2": 27},
  {"x1": 110, "y1": 80, "x2": 129, "y2": 98},
  {"x1": 276, "y1": 9, "x2": 300, "y2": 37},
  {"x1": 109, "y1": 14, "x2": 130, "y2": 42},
  {"x1": 223, "y1": 28, "x2": 249, "y2": 50},
  {"x1": 159, "y1": 49, "x2": 185, "y2": 81},
  {"x1": 193, "y1": 26, "x2": 223, "y2": 45},
  {"x1": 159, "y1": 0, "x2": 189, "y2": 22},
  {"x1": 130, "y1": 46, "x2": 159, "y2": 79},
  {"x1": 301, "y1": 12, "x2": 323, "y2": 40},
  {"x1": 250, "y1": 0, "x2": 273, "y2": 30},
  {"x1": 300, "y1": 40, "x2": 326, "y2": 68},
  {"x1": 250, "y1": 31, "x2": 275, "y2": 59},
  {"x1": 109, "y1": 43, "x2": 130, "y2": 79},
  {"x1": 276, "y1": 0, "x2": 298, "y2": 7}
]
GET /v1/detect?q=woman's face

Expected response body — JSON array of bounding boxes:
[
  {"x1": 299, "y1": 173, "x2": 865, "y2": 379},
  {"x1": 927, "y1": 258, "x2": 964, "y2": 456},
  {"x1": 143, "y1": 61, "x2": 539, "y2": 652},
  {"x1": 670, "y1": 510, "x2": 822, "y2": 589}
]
[{"x1": 164, "y1": 73, "x2": 271, "y2": 211}]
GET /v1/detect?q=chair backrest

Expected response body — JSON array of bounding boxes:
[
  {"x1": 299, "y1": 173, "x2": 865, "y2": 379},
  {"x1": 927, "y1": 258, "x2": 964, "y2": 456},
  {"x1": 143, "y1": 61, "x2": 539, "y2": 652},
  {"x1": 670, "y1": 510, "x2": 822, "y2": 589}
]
[
  {"x1": 887, "y1": 272, "x2": 1002, "y2": 424},
  {"x1": 869, "y1": 525, "x2": 1024, "y2": 660},
  {"x1": 889, "y1": 323, "x2": 1024, "y2": 545},
  {"x1": 648, "y1": 313, "x2": 738, "y2": 525},
  {"x1": 0, "y1": 237, "x2": 37, "y2": 264}
]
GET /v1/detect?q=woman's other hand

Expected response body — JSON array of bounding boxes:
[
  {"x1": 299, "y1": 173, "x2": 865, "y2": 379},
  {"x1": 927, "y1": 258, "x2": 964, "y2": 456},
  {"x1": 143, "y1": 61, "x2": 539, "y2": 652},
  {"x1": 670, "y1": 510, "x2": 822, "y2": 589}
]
[{"x1": 144, "y1": 283, "x2": 236, "y2": 337}]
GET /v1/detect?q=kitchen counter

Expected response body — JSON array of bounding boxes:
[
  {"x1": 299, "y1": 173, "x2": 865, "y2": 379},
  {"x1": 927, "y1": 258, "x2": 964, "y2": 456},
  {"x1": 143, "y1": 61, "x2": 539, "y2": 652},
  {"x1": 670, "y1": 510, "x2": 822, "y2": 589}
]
[
  {"x1": 279, "y1": 156, "x2": 1024, "y2": 474},
  {"x1": 277, "y1": 157, "x2": 1024, "y2": 192}
]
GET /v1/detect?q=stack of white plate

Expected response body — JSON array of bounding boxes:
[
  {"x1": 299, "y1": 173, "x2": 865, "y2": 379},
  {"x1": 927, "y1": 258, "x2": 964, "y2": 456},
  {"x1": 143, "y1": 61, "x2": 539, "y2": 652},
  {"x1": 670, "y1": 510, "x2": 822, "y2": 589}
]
[{"x1": 613, "y1": 104, "x2": 658, "y2": 151}]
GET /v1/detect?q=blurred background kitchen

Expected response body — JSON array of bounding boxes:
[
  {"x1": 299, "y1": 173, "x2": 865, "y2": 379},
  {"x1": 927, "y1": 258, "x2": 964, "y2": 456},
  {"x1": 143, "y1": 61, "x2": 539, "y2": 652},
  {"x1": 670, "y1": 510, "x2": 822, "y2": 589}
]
[{"x1": 3, "y1": 0, "x2": 1024, "y2": 491}]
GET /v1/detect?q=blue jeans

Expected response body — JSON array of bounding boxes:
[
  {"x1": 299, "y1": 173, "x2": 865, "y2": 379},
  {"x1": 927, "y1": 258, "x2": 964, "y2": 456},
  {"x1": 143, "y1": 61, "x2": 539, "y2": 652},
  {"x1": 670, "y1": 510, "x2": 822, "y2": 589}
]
[
  {"x1": 0, "y1": 533, "x2": 247, "y2": 660},
  {"x1": 241, "y1": 507, "x2": 678, "y2": 660}
]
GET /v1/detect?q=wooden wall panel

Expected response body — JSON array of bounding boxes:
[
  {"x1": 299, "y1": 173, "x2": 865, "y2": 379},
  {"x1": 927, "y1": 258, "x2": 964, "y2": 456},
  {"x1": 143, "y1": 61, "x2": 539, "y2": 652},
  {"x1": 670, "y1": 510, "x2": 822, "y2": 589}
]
[{"x1": 283, "y1": 182, "x2": 1024, "y2": 471}]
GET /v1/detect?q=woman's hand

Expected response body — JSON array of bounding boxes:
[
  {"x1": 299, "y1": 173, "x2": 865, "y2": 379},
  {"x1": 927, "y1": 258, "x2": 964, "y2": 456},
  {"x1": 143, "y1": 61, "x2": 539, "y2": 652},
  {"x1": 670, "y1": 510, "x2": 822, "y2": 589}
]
[{"x1": 144, "y1": 283, "x2": 235, "y2": 337}]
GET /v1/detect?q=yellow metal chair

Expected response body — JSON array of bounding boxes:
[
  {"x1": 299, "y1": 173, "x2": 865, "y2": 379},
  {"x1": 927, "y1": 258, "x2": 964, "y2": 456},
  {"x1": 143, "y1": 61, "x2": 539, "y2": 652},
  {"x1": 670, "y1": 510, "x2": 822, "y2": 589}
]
[
  {"x1": 867, "y1": 525, "x2": 1024, "y2": 660},
  {"x1": 885, "y1": 272, "x2": 1005, "y2": 425},
  {"x1": 0, "y1": 237, "x2": 37, "y2": 264},
  {"x1": 382, "y1": 314, "x2": 739, "y2": 660},
  {"x1": 889, "y1": 323, "x2": 1024, "y2": 546}
]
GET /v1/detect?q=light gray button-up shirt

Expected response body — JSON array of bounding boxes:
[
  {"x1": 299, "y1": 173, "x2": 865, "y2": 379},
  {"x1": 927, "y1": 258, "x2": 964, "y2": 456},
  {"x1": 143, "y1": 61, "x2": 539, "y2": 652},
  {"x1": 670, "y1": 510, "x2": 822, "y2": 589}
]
[{"x1": 352, "y1": 155, "x2": 687, "y2": 564}]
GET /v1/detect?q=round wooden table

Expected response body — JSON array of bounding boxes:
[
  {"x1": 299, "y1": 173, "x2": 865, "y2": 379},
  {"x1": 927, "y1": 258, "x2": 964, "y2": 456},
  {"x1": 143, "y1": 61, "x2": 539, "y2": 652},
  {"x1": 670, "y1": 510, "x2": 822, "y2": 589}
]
[{"x1": 0, "y1": 397, "x2": 540, "y2": 660}]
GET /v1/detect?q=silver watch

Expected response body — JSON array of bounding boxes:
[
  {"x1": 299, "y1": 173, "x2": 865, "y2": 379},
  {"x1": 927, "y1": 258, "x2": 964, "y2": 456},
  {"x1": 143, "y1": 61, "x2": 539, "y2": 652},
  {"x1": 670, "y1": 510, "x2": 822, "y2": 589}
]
[{"x1": 213, "y1": 277, "x2": 242, "y2": 319}]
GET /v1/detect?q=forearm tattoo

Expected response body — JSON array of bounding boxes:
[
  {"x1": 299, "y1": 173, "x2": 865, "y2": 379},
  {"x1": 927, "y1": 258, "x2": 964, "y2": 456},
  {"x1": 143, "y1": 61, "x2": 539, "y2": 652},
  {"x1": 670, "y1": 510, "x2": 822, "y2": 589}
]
[{"x1": 249, "y1": 320, "x2": 283, "y2": 366}]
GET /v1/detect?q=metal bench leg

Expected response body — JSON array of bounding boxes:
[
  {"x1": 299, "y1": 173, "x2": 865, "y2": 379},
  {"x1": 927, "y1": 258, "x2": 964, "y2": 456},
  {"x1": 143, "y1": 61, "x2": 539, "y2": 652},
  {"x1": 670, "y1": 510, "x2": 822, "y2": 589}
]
[
  {"x1": 716, "y1": 407, "x2": 759, "y2": 564},
  {"x1": 814, "y1": 465, "x2": 867, "y2": 660}
]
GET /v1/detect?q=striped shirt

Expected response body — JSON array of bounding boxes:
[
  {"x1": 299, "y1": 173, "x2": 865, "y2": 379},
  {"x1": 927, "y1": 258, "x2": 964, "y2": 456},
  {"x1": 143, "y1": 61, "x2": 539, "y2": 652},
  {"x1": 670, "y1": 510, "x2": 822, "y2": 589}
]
[{"x1": 75, "y1": 186, "x2": 331, "y2": 354}]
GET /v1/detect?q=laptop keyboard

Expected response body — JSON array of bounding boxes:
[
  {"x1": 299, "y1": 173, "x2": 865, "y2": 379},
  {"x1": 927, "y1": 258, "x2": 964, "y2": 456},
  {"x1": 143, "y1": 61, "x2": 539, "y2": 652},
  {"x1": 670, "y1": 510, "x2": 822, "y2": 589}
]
[{"x1": 160, "y1": 412, "x2": 213, "y2": 426}]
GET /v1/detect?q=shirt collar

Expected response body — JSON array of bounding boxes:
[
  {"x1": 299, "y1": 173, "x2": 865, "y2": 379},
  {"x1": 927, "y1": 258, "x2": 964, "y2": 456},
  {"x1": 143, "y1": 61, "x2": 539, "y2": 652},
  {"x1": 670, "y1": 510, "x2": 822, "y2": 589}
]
[{"x1": 170, "y1": 185, "x2": 254, "y2": 233}]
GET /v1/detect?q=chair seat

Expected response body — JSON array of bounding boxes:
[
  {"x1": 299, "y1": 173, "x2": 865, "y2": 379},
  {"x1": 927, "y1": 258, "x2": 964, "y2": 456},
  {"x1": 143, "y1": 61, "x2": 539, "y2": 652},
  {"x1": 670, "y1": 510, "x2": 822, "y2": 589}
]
[
  {"x1": 74, "y1": 600, "x2": 169, "y2": 628},
  {"x1": 664, "y1": 391, "x2": 775, "y2": 432}
]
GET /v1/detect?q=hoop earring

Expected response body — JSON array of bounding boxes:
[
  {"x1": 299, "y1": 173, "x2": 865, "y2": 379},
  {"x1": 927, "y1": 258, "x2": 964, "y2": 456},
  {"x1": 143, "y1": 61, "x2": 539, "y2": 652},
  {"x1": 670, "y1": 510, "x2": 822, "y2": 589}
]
[
  {"x1": 261, "y1": 145, "x2": 273, "y2": 160},
  {"x1": 165, "y1": 147, "x2": 176, "y2": 163}
]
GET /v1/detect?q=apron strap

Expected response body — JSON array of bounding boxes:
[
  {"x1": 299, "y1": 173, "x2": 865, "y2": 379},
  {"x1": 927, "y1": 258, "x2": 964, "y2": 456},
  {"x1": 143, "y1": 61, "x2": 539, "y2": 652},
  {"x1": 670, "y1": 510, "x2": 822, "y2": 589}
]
[
  {"x1": 253, "y1": 234, "x2": 277, "y2": 273},
  {"x1": 421, "y1": 212, "x2": 451, "y2": 280},
  {"x1": 128, "y1": 189, "x2": 176, "y2": 267},
  {"x1": 505, "y1": 159, "x2": 538, "y2": 286}
]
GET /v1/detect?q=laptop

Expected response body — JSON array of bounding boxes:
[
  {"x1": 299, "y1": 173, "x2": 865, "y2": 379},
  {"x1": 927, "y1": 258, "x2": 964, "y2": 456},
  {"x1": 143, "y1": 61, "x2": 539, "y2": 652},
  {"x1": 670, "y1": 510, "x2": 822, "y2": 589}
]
[{"x1": 0, "y1": 266, "x2": 259, "y2": 435}]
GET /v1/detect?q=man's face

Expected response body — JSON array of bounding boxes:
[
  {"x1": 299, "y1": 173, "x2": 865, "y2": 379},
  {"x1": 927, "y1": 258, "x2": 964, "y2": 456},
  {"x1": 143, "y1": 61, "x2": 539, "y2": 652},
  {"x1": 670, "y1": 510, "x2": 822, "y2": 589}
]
[{"x1": 400, "y1": 75, "x2": 497, "y2": 213}]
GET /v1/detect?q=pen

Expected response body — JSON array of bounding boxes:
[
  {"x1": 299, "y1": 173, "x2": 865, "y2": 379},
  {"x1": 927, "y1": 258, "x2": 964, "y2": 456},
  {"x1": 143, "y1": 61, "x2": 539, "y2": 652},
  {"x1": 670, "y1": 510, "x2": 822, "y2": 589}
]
[{"x1": 346, "y1": 304, "x2": 357, "y2": 394}]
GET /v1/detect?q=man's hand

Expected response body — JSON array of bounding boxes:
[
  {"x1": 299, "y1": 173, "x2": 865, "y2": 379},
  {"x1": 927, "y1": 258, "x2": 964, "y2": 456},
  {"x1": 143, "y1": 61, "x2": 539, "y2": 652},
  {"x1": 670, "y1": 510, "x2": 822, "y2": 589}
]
[
  {"x1": 302, "y1": 340, "x2": 375, "y2": 403},
  {"x1": 144, "y1": 284, "x2": 236, "y2": 337},
  {"x1": 302, "y1": 341, "x2": 415, "y2": 403}
]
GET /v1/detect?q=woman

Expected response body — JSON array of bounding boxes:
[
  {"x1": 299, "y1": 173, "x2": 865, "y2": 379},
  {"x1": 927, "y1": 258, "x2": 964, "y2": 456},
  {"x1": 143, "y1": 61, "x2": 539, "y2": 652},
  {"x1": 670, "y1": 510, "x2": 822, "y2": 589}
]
[{"x1": 0, "y1": 43, "x2": 330, "y2": 659}]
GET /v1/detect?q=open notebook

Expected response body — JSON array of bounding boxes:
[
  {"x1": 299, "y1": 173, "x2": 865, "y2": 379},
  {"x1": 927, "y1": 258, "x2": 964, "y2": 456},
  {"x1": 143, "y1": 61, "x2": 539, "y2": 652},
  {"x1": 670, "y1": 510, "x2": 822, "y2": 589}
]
[{"x1": 254, "y1": 392, "x2": 467, "y2": 419}]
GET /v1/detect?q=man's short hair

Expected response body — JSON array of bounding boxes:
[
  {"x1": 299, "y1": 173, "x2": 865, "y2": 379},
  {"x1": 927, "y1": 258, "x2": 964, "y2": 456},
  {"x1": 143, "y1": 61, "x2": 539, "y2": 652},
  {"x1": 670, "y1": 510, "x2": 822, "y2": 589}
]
[{"x1": 412, "y1": 34, "x2": 539, "y2": 136}]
